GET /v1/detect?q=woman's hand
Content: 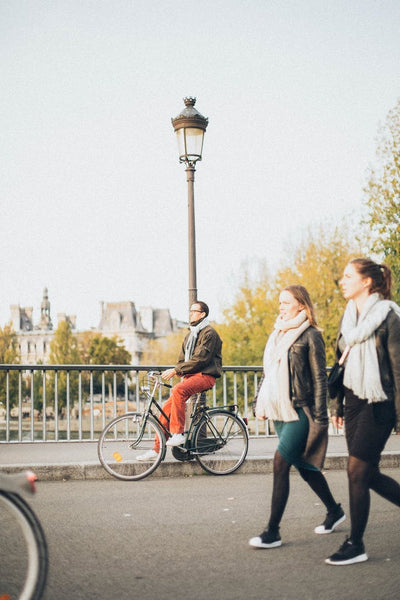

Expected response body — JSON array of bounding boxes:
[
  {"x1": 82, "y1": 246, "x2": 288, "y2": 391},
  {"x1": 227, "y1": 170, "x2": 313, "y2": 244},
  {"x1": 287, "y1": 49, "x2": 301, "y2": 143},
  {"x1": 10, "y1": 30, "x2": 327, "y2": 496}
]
[{"x1": 331, "y1": 415, "x2": 343, "y2": 430}]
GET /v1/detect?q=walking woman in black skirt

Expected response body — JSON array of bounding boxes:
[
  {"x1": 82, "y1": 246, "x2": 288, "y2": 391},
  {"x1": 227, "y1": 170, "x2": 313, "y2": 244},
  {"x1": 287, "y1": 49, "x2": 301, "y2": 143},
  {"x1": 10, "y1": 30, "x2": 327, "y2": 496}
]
[{"x1": 327, "y1": 258, "x2": 400, "y2": 565}]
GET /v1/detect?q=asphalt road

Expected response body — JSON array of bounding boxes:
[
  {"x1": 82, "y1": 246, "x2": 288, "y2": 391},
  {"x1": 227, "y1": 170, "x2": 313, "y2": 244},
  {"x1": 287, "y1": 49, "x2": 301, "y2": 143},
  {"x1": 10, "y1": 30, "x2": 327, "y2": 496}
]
[{"x1": 7, "y1": 468, "x2": 399, "y2": 600}]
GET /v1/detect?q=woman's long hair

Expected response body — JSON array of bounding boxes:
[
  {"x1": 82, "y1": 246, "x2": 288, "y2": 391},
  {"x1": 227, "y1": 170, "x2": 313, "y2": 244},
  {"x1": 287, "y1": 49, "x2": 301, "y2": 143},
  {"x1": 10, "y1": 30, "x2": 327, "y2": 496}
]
[
  {"x1": 350, "y1": 258, "x2": 392, "y2": 300},
  {"x1": 283, "y1": 285, "x2": 318, "y2": 327}
]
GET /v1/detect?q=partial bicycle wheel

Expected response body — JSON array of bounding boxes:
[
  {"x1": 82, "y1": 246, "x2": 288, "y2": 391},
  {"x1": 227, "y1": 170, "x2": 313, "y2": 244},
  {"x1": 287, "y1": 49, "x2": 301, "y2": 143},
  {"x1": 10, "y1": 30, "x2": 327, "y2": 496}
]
[
  {"x1": 192, "y1": 410, "x2": 248, "y2": 475},
  {"x1": 98, "y1": 412, "x2": 165, "y2": 481},
  {"x1": 0, "y1": 491, "x2": 48, "y2": 600}
]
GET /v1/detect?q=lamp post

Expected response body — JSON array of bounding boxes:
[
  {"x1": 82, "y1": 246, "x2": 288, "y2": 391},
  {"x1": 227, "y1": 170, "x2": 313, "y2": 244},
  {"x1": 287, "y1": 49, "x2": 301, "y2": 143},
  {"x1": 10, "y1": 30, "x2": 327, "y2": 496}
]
[{"x1": 171, "y1": 97, "x2": 209, "y2": 308}]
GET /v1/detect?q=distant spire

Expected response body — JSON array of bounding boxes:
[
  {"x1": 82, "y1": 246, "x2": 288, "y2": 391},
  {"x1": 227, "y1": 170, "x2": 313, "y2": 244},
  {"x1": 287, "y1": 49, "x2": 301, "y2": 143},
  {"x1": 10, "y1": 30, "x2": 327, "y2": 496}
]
[{"x1": 39, "y1": 287, "x2": 52, "y2": 330}]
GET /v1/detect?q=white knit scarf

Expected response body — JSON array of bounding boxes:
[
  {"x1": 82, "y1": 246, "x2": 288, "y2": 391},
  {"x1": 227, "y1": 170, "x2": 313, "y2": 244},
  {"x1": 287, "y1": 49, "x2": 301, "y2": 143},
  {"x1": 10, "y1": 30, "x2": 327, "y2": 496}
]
[
  {"x1": 255, "y1": 310, "x2": 310, "y2": 421},
  {"x1": 184, "y1": 317, "x2": 210, "y2": 361},
  {"x1": 341, "y1": 293, "x2": 400, "y2": 403}
]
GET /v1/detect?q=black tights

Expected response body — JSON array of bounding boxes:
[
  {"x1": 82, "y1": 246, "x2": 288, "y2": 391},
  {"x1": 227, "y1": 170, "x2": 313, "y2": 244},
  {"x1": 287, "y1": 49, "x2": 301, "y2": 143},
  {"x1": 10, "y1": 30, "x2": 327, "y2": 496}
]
[
  {"x1": 347, "y1": 455, "x2": 400, "y2": 544},
  {"x1": 267, "y1": 450, "x2": 338, "y2": 532}
]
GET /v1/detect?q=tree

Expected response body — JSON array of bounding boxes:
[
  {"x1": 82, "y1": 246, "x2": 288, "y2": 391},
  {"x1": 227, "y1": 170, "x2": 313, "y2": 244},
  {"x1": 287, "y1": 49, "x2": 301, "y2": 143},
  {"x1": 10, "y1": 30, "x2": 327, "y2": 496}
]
[
  {"x1": 363, "y1": 97, "x2": 400, "y2": 301},
  {"x1": 0, "y1": 324, "x2": 20, "y2": 407},
  {"x1": 47, "y1": 321, "x2": 81, "y2": 411},
  {"x1": 275, "y1": 225, "x2": 361, "y2": 362},
  {"x1": 49, "y1": 321, "x2": 81, "y2": 365},
  {"x1": 217, "y1": 270, "x2": 277, "y2": 366},
  {"x1": 141, "y1": 329, "x2": 186, "y2": 366},
  {"x1": 80, "y1": 333, "x2": 132, "y2": 398},
  {"x1": 218, "y1": 225, "x2": 360, "y2": 367},
  {"x1": 0, "y1": 324, "x2": 20, "y2": 364},
  {"x1": 212, "y1": 263, "x2": 277, "y2": 412},
  {"x1": 86, "y1": 335, "x2": 131, "y2": 366}
]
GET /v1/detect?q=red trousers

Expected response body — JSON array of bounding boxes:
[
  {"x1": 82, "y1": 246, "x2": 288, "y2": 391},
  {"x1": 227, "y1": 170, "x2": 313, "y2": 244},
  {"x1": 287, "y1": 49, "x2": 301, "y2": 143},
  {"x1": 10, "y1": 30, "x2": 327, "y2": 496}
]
[{"x1": 154, "y1": 373, "x2": 216, "y2": 452}]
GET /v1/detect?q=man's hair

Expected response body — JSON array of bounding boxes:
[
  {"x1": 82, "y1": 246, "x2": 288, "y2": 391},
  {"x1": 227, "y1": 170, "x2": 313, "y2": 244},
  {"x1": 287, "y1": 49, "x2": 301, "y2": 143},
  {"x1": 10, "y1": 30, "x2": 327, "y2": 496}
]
[{"x1": 195, "y1": 300, "x2": 209, "y2": 317}]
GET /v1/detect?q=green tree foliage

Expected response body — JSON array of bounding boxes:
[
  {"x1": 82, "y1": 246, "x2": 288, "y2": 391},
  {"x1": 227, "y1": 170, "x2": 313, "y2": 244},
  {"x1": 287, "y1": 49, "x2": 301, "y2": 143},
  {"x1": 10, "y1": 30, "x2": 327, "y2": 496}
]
[
  {"x1": 363, "y1": 98, "x2": 400, "y2": 301},
  {"x1": 82, "y1": 334, "x2": 132, "y2": 397},
  {"x1": 0, "y1": 324, "x2": 20, "y2": 364},
  {"x1": 217, "y1": 270, "x2": 278, "y2": 366},
  {"x1": 85, "y1": 334, "x2": 131, "y2": 366},
  {"x1": 275, "y1": 226, "x2": 360, "y2": 362},
  {"x1": 0, "y1": 324, "x2": 20, "y2": 407},
  {"x1": 47, "y1": 321, "x2": 81, "y2": 411},
  {"x1": 141, "y1": 329, "x2": 187, "y2": 366},
  {"x1": 49, "y1": 321, "x2": 81, "y2": 365},
  {"x1": 219, "y1": 227, "x2": 360, "y2": 367}
]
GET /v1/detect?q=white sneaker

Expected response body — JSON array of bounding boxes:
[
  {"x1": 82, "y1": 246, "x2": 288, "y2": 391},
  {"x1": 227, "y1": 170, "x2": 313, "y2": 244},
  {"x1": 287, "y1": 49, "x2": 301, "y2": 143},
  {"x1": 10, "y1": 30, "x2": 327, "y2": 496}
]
[
  {"x1": 166, "y1": 433, "x2": 186, "y2": 447},
  {"x1": 136, "y1": 449, "x2": 158, "y2": 462}
]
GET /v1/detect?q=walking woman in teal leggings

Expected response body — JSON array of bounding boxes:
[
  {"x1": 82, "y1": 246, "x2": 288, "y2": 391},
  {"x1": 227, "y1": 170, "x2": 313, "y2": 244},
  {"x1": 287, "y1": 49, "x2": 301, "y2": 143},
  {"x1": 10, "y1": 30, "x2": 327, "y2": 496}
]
[{"x1": 249, "y1": 285, "x2": 345, "y2": 549}]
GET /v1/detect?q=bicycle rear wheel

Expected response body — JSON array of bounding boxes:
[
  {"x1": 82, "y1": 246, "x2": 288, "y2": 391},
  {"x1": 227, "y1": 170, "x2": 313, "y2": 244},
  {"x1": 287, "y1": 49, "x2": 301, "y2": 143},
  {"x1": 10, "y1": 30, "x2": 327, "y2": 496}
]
[
  {"x1": 0, "y1": 491, "x2": 48, "y2": 600},
  {"x1": 192, "y1": 410, "x2": 248, "y2": 475},
  {"x1": 98, "y1": 412, "x2": 165, "y2": 481}
]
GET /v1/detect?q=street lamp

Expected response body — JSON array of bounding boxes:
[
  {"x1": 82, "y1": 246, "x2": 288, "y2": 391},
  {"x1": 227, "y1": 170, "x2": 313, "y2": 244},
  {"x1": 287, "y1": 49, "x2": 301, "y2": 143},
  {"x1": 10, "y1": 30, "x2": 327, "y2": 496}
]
[{"x1": 171, "y1": 97, "x2": 209, "y2": 308}]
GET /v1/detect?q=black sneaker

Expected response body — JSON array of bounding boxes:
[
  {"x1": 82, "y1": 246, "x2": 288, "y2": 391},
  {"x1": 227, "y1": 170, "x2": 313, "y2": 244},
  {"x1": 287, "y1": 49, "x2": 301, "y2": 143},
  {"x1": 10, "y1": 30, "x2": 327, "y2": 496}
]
[
  {"x1": 249, "y1": 528, "x2": 282, "y2": 549},
  {"x1": 325, "y1": 537, "x2": 368, "y2": 565},
  {"x1": 314, "y1": 503, "x2": 346, "y2": 534}
]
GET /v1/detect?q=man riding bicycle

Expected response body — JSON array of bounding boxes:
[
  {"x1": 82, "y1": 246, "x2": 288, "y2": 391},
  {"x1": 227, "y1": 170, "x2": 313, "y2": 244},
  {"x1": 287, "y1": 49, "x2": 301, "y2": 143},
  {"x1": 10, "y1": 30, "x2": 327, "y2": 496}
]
[{"x1": 137, "y1": 300, "x2": 222, "y2": 460}]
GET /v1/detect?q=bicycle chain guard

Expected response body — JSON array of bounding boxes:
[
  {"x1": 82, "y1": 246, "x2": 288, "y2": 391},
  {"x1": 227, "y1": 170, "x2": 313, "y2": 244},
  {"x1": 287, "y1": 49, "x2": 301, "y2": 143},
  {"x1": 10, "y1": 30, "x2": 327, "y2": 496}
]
[{"x1": 171, "y1": 445, "x2": 195, "y2": 462}]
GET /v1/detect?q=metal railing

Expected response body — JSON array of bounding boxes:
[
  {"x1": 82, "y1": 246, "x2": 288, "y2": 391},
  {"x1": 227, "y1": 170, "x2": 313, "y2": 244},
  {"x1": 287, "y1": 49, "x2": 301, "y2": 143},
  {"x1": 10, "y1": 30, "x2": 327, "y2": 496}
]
[{"x1": 0, "y1": 364, "x2": 270, "y2": 443}]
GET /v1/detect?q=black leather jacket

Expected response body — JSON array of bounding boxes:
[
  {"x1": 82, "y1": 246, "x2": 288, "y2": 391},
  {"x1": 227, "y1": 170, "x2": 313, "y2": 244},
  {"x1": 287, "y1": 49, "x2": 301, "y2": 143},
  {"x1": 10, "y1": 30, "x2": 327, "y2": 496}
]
[
  {"x1": 253, "y1": 327, "x2": 328, "y2": 425},
  {"x1": 288, "y1": 327, "x2": 328, "y2": 425},
  {"x1": 331, "y1": 309, "x2": 400, "y2": 431}
]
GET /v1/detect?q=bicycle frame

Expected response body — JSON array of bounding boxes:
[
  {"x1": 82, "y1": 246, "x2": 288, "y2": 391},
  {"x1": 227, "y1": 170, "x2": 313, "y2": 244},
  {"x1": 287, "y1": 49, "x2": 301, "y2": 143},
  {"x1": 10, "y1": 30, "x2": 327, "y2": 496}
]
[
  {"x1": 138, "y1": 378, "x2": 213, "y2": 442},
  {"x1": 126, "y1": 374, "x2": 172, "y2": 452},
  {"x1": 130, "y1": 375, "x2": 225, "y2": 456}
]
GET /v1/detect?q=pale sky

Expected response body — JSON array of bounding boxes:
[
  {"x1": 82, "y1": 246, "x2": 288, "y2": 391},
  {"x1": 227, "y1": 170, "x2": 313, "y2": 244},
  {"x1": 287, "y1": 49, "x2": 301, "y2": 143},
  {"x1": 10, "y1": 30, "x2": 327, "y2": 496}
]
[{"x1": 1, "y1": 0, "x2": 400, "y2": 330}]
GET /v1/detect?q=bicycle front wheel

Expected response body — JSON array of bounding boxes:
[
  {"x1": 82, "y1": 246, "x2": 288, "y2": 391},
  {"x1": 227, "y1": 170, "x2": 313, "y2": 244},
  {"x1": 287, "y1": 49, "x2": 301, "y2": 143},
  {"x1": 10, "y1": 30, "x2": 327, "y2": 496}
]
[
  {"x1": 192, "y1": 410, "x2": 248, "y2": 475},
  {"x1": 0, "y1": 491, "x2": 48, "y2": 600},
  {"x1": 98, "y1": 412, "x2": 165, "y2": 481}
]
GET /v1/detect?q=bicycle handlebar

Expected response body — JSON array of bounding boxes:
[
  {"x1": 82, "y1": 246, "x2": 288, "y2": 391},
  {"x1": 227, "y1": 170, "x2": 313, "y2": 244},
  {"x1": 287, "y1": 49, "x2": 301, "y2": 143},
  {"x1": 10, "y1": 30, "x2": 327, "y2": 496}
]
[{"x1": 147, "y1": 371, "x2": 172, "y2": 389}]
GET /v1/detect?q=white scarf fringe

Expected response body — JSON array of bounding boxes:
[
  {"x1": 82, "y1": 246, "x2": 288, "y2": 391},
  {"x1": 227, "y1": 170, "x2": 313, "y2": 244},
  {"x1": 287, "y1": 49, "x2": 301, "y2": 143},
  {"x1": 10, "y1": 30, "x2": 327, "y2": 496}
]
[
  {"x1": 256, "y1": 310, "x2": 310, "y2": 422},
  {"x1": 341, "y1": 293, "x2": 400, "y2": 403}
]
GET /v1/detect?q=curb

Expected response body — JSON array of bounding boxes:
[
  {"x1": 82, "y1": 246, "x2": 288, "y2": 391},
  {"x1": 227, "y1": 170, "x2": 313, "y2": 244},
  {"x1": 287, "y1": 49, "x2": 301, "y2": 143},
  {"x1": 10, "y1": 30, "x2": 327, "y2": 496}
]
[{"x1": 1, "y1": 452, "x2": 400, "y2": 481}]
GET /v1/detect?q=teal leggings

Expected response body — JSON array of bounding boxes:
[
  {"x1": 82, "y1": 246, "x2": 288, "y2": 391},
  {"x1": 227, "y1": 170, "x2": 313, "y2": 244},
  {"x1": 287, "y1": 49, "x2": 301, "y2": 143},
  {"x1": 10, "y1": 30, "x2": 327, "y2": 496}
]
[{"x1": 274, "y1": 408, "x2": 319, "y2": 472}]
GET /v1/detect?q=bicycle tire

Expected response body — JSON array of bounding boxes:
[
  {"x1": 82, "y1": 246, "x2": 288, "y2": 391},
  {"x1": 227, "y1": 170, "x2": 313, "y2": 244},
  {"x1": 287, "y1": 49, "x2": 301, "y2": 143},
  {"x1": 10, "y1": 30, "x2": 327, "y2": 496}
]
[
  {"x1": 0, "y1": 491, "x2": 48, "y2": 600},
  {"x1": 192, "y1": 410, "x2": 249, "y2": 475},
  {"x1": 98, "y1": 412, "x2": 165, "y2": 481}
]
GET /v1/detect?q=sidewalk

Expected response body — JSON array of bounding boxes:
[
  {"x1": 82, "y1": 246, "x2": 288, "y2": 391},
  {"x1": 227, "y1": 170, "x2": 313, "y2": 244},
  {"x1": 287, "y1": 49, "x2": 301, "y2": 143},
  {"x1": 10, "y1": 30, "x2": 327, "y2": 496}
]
[{"x1": 1, "y1": 434, "x2": 400, "y2": 480}]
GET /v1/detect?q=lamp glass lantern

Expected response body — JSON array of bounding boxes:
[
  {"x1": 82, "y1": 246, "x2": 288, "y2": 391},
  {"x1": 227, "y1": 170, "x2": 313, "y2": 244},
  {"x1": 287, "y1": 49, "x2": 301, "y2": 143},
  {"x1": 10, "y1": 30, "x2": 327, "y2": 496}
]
[{"x1": 172, "y1": 97, "x2": 208, "y2": 165}]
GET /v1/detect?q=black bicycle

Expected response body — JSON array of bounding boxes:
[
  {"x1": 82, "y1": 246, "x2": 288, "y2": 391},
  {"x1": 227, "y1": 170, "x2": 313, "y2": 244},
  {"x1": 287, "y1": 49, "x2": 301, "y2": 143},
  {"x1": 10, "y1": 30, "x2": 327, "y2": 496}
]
[
  {"x1": 98, "y1": 371, "x2": 249, "y2": 481},
  {"x1": 0, "y1": 471, "x2": 48, "y2": 600}
]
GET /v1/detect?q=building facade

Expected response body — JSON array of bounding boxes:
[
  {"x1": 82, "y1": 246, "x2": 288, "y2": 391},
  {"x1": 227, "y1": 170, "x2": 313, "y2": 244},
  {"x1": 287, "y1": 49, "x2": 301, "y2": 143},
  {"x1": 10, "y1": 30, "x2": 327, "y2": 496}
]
[{"x1": 10, "y1": 288, "x2": 185, "y2": 364}]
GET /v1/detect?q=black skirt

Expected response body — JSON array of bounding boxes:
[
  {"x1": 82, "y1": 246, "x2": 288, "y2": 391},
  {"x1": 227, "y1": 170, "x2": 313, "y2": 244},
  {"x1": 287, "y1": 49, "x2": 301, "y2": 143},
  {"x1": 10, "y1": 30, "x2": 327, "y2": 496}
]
[{"x1": 344, "y1": 387, "x2": 396, "y2": 465}]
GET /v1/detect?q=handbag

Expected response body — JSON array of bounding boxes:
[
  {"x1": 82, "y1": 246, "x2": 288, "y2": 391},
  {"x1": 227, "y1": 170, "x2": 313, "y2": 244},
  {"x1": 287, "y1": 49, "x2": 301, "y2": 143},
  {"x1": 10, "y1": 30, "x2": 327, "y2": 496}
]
[{"x1": 327, "y1": 346, "x2": 350, "y2": 399}]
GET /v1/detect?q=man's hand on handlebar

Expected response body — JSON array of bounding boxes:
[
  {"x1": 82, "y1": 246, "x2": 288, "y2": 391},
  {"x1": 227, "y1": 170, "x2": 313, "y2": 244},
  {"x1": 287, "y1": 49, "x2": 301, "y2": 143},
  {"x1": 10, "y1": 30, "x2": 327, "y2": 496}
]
[{"x1": 162, "y1": 368, "x2": 176, "y2": 381}]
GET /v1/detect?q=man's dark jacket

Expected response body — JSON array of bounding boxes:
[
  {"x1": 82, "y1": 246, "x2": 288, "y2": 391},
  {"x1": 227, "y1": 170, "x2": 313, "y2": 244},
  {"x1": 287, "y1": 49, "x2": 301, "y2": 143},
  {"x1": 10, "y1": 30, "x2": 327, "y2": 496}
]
[{"x1": 175, "y1": 325, "x2": 222, "y2": 378}]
